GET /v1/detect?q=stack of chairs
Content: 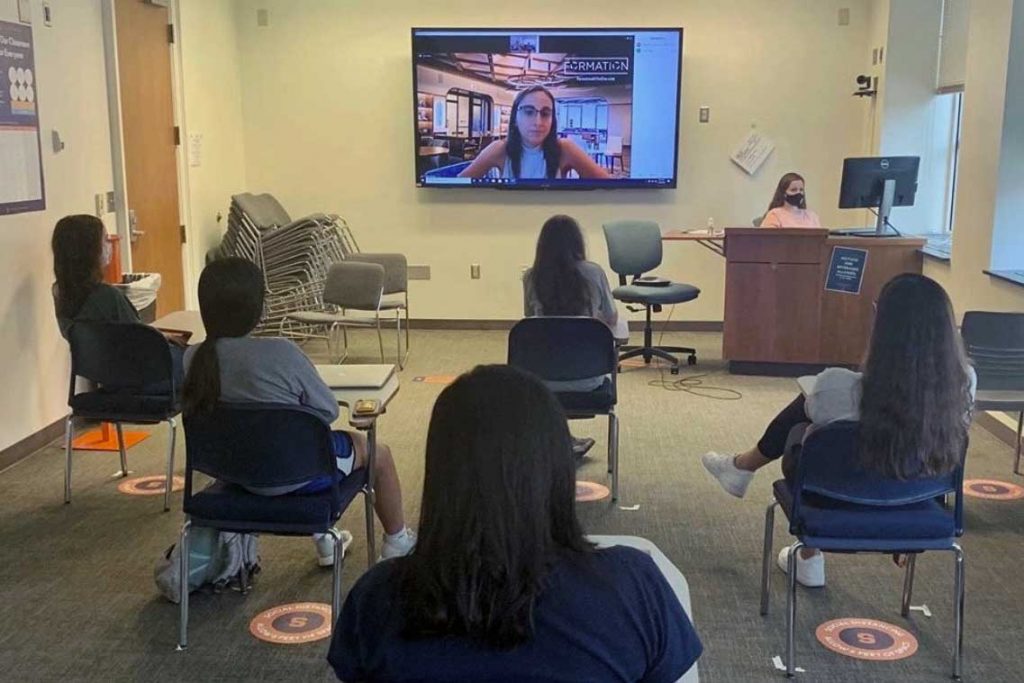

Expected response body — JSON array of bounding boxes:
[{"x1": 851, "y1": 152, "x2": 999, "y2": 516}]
[{"x1": 220, "y1": 193, "x2": 351, "y2": 336}]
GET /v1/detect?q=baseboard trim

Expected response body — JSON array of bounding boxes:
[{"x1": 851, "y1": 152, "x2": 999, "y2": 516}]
[
  {"x1": 0, "y1": 416, "x2": 65, "y2": 473},
  {"x1": 976, "y1": 411, "x2": 1020, "y2": 451},
  {"x1": 409, "y1": 319, "x2": 723, "y2": 332}
]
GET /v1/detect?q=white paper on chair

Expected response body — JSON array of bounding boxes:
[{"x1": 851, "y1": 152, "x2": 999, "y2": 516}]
[{"x1": 730, "y1": 129, "x2": 775, "y2": 175}]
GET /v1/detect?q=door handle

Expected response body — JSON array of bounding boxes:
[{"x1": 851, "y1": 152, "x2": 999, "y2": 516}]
[{"x1": 129, "y1": 209, "x2": 144, "y2": 242}]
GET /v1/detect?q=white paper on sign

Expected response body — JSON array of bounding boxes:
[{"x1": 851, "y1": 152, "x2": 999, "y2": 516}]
[{"x1": 730, "y1": 129, "x2": 775, "y2": 175}]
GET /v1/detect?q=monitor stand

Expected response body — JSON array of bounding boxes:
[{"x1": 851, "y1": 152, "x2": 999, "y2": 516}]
[{"x1": 875, "y1": 177, "x2": 896, "y2": 235}]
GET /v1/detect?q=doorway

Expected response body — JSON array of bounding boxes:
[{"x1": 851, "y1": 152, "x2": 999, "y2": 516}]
[{"x1": 113, "y1": 0, "x2": 185, "y2": 316}]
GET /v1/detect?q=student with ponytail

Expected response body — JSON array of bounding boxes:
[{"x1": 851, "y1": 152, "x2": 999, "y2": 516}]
[{"x1": 183, "y1": 258, "x2": 415, "y2": 565}]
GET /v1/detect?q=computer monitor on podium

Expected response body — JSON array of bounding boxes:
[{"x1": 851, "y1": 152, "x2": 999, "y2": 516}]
[{"x1": 838, "y1": 156, "x2": 919, "y2": 235}]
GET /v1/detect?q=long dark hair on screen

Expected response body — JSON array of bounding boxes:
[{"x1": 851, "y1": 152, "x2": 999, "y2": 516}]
[
  {"x1": 182, "y1": 258, "x2": 265, "y2": 415},
  {"x1": 767, "y1": 171, "x2": 807, "y2": 212},
  {"x1": 859, "y1": 274, "x2": 972, "y2": 479},
  {"x1": 531, "y1": 214, "x2": 591, "y2": 315},
  {"x1": 506, "y1": 85, "x2": 560, "y2": 179},
  {"x1": 396, "y1": 365, "x2": 592, "y2": 648},
  {"x1": 52, "y1": 214, "x2": 105, "y2": 320}
]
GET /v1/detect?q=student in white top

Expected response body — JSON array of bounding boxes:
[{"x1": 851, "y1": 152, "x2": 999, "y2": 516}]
[
  {"x1": 760, "y1": 172, "x2": 822, "y2": 228},
  {"x1": 458, "y1": 86, "x2": 611, "y2": 181},
  {"x1": 701, "y1": 274, "x2": 975, "y2": 588}
]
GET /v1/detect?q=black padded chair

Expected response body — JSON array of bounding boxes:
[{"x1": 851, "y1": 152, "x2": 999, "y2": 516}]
[
  {"x1": 65, "y1": 321, "x2": 181, "y2": 511},
  {"x1": 961, "y1": 311, "x2": 1024, "y2": 473},
  {"x1": 602, "y1": 220, "x2": 700, "y2": 375},
  {"x1": 508, "y1": 317, "x2": 620, "y2": 500},
  {"x1": 178, "y1": 403, "x2": 375, "y2": 650}
]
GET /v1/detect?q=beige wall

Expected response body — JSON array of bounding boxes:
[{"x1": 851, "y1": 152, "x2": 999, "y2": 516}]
[
  {"x1": 223, "y1": 0, "x2": 875, "y2": 320},
  {"x1": 0, "y1": 0, "x2": 115, "y2": 451},
  {"x1": 925, "y1": 0, "x2": 1024, "y2": 314},
  {"x1": 177, "y1": 0, "x2": 247, "y2": 290}
]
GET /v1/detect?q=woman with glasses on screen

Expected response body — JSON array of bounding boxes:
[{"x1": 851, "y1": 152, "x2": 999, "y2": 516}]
[
  {"x1": 760, "y1": 172, "x2": 822, "y2": 228},
  {"x1": 458, "y1": 85, "x2": 611, "y2": 180}
]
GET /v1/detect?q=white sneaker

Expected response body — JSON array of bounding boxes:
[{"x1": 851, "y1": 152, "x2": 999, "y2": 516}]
[
  {"x1": 701, "y1": 452, "x2": 754, "y2": 498},
  {"x1": 777, "y1": 547, "x2": 825, "y2": 588},
  {"x1": 380, "y1": 527, "x2": 417, "y2": 560},
  {"x1": 313, "y1": 528, "x2": 353, "y2": 567}
]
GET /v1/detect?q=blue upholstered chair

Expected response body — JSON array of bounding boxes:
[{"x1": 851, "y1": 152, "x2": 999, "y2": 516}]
[
  {"x1": 602, "y1": 220, "x2": 700, "y2": 375},
  {"x1": 508, "y1": 317, "x2": 620, "y2": 500},
  {"x1": 65, "y1": 321, "x2": 181, "y2": 511},
  {"x1": 760, "y1": 421, "x2": 966, "y2": 678},
  {"x1": 177, "y1": 403, "x2": 375, "y2": 650},
  {"x1": 961, "y1": 311, "x2": 1024, "y2": 474}
]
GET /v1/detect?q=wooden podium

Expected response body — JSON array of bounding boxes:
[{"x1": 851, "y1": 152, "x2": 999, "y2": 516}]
[{"x1": 722, "y1": 228, "x2": 925, "y2": 374}]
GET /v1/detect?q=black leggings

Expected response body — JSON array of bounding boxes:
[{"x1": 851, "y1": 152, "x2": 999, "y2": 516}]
[{"x1": 757, "y1": 394, "x2": 811, "y2": 481}]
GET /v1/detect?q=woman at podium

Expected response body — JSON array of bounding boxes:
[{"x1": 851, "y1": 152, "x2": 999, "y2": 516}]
[{"x1": 760, "y1": 172, "x2": 821, "y2": 228}]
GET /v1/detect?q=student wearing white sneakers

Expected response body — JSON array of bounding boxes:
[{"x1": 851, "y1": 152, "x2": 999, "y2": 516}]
[
  {"x1": 182, "y1": 258, "x2": 416, "y2": 566},
  {"x1": 702, "y1": 274, "x2": 975, "y2": 588}
]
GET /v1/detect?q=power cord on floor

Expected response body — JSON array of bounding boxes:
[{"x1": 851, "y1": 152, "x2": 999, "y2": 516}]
[{"x1": 635, "y1": 304, "x2": 744, "y2": 401}]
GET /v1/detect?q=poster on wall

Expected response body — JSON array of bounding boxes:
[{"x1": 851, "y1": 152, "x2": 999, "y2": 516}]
[{"x1": 0, "y1": 20, "x2": 45, "y2": 216}]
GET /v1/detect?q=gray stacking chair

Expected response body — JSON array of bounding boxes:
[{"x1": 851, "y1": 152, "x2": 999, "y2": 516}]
[
  {"x1": 347, "y1": 252, "x2": 409, "y2": 366},
  {"x1": 602, "y1": 220, "x2": 701, "y2": 375},
  {"x1": 281, "y1": 262, "x2": 400, "y2": 367},
  {"x1": 962, "y1": 311, "x2": 1024, "y2": 473}
]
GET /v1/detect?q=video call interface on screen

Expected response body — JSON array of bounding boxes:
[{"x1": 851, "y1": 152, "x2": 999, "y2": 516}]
[{"x1": 413, "y1": 29, "x2": 683, "y2": 189}]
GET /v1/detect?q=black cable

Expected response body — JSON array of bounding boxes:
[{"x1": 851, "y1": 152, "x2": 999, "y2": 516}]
[
  {"x1": 632, "y1": 303, "x2": 744, "y2": 401},
  {"x1": 868, "y1": 207, "x2": 903, "y2": 235}
]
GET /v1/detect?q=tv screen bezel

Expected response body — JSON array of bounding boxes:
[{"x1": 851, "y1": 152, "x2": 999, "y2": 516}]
[{"x1": 411, "y1": 27, "x2": 684, "y2": 191}]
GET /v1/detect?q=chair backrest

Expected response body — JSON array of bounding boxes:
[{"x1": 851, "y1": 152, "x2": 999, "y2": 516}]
[
  {"x1": 508, "y1": 317, "x2": 617, "y2": 384},
  {"x1": 323, "y1": 261, "x2": 384, "y2": 310},
  {"x1": 347, "y1": 253, "x2": 408, "y2": 295},
  {"x1": 602, "y1": 220, "x2": 663, "y2": 277},
  {"x1": 605, "y1": 135, "x2": 623, "y2": 155},
  {"x1": 182, "y1": 403, "x2": 336, "y2": 495},
  {"x1": 68, "y1": 321, "x2": 174, "y2": 398},
  {"x1": 791, "y1": 421, "x2": 964, "y2": 533},
  {"x1": 752, "y1": 215, "x2": 764, "y2": 227},
  {"x1": 961, "y1": 311, "x2": 1024, "y2": 391}
]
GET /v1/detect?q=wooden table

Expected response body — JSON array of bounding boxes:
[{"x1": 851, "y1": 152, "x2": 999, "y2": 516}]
[
  {"x1": 661, "y1": 229, "x2": 725, "y2": 256},
  {"x1": 418, "y1": 146, "x2": 449, "y2": 157}
]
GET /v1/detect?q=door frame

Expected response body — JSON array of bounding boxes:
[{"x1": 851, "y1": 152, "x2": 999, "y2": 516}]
[{"x1": 100, "y1": 0, "x2": 198, "y2": 309}]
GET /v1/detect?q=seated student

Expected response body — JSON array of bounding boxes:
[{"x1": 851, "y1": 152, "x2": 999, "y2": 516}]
[
  {"x1": 760, "y1": 172, "x2": 822, "y2": 228},
  {"x1": 329, "y1": 365, "x2": 702, "y2": 682},
  {"x1": 51, "y1": 214, "x2": 184, "y2": 387},
  {"x1": 182, "y1": 258, "x2": 415, "y2": 566},
  {"x1": 523, "y1": 214, "x2": 625, "y2": 459},
  {"x1": 702, "y1": 273, "x2": 975, "y2": 587}
]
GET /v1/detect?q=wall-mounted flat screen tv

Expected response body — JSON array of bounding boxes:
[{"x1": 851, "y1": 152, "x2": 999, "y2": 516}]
[{"x1": 412, "y1": 28, "x2": 683, "y2": 189}]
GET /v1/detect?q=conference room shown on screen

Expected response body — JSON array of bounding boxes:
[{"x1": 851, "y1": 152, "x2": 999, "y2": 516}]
[{"x1": 412, "y1": 29, "x2": 683, "y2": 189}]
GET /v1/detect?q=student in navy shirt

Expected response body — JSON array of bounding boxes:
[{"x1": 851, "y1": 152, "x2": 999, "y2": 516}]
[{"x1": 328, "y1": 365, "x2": 702, "y2": 682}]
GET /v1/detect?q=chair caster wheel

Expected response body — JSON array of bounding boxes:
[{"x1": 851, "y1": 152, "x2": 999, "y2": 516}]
[
  {"x1": 687, "y1": 355, "x2": 697, "y2": 366},
  {"x1": 670, "y1": 366, "x2": 680, "y2": 375}
]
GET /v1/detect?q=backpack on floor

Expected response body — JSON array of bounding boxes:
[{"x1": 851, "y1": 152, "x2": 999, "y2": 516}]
[{"x1": 154, "y1": 528, "x2": 261, "y2": 603}]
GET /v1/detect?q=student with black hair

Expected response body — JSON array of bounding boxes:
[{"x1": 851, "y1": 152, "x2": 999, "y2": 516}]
[
  {"x1": 523, "y1": 214, "x2": 623, "y2": 459},
  {"x1": 182, "y1": 258, "x2": 415, "y2": 566},
  {"x1": 329, "y1": 365, "x2": 702, "y2": 682}
]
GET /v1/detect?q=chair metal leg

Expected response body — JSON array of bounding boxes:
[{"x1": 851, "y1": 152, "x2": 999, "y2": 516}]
[
  {"x1": 786, "y1": 541, "x2": 804, "y2": 677},
  {"x1": 403, "y1": 294, "x2": 410, "y2": 355},
  {"x1": 395, "y1": 310, "x2": 404, "y2": 370},
  {"x1": 952, "y1": 543, "x2": 965, "y2": 680},
  {"x1": 608, "y1": 412, "x2": 619, "y2": 502},
  {"x1": 375, "y1": 315, "x2": 385, "y2": 364},
  {"x1": 365, "y1": 423, "x2": 378, "y2": 566},
  {"x1": 164, "y1": 418, "x2": 177, "y2": 512},
  {"x1": 364, "y1": 490, "x2": 376, "y2": 568},
  {"x1": 115, "y1": 422, "x2": 128, "y2": 477},
  {"x1": 901, "y1": 553, "x2": 917, "y2": 617},
  {"x1": 761, "y1": 501, "x2": 778, "y2": 616},
  {"x1": 329, "y1": 527, "x2": 344, "y2": 625},
  {"x1": 1014, "y1": 412, "x2": 1023, "y2": 475},
  {"x1": 64, "y1": 415, "x2": 74, "y2": 504},
  {"x1": 177, "y1": 518, "x2": 191, "y2": 651}
]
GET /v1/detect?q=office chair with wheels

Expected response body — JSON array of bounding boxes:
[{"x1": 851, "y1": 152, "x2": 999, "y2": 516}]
[
  {"x1": 602, "y1": 220, "x2": 700, "y2": 374},
  {"x1": 761, "y1": 421, "x2": 966, "y2": 679},
  {"x1": 508, "y1": 317, "x2": 621, "y2": 500},
  {"x1": 177, "y1": 403, "x2": 376, "y2": 650},
  {"x1": 961, "y1": 311, "x2": 1024, "y2": 474}
]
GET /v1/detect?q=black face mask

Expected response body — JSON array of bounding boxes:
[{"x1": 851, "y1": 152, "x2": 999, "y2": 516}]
[{"x1": 784, "y1": 193, "x2": 805, "y2": 207}]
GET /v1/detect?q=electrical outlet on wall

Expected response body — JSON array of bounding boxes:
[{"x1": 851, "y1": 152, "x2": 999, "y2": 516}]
[{"x1": 470, "y1": 264, "x2": 481, "y2": 279}]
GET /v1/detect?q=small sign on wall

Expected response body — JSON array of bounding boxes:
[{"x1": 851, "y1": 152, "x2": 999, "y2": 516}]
[
  {"x1": 730, "y1": 129, "x2": 775, "y2": 175},
  {"x1": 825, "y1": 246, "x2": 868, "y2": 294}
]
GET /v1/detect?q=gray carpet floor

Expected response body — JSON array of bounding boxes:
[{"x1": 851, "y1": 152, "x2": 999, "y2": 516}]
[{"x1": 0, "y1": 330, "x2": 1021, "y2": 682}]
